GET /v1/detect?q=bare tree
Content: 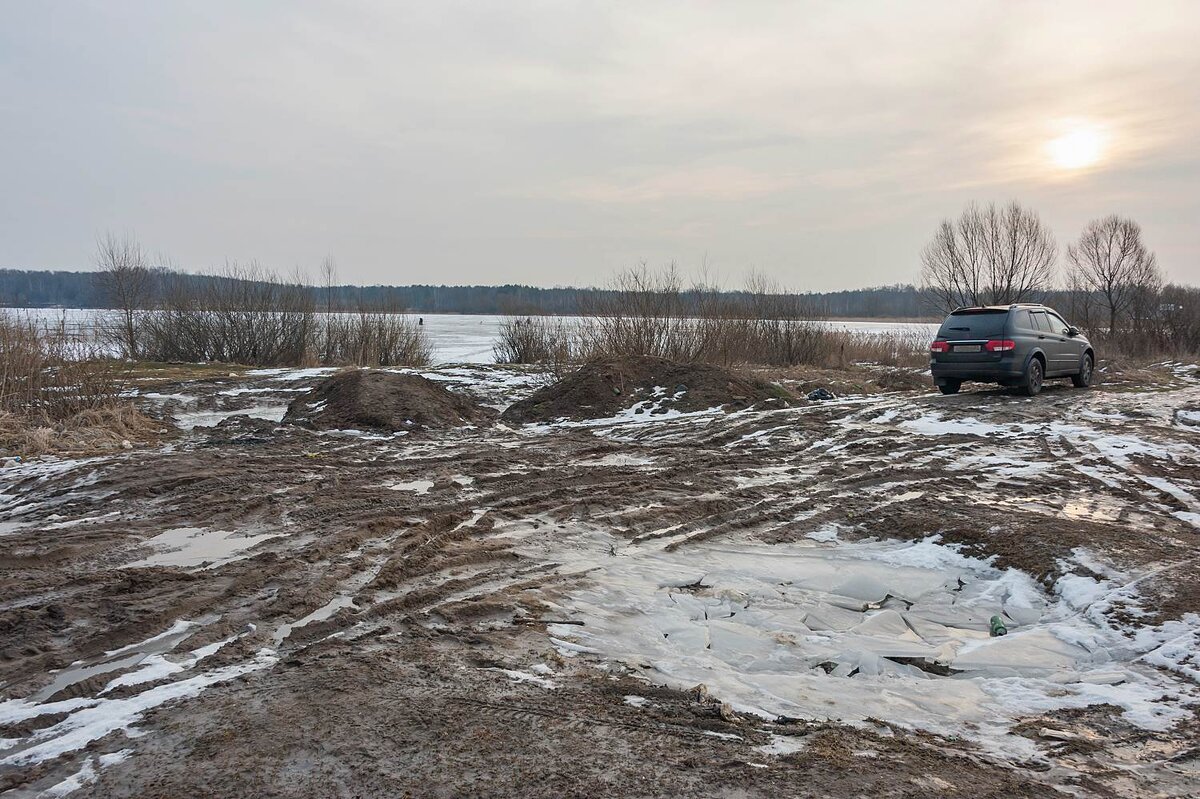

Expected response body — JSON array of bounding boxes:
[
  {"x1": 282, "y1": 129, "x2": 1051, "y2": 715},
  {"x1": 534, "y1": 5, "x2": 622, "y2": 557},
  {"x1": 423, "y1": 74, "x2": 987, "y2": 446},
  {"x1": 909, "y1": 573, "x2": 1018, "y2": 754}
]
[
  {"x1": 94, "y1": 232, "x2": 154, "y2": 358},
  {"x1": 1066, "y1": 215, "x2": 1162, "y2": 335},
  {"x1": 320, "y1": 255, "x2": 338, "y2": 315},
  {"x1": 921, "y1": 202, "x2": 1057, "y2": 312},
  {"x1": 319, "y1": 254, "x2": 338, "y2": 361}
]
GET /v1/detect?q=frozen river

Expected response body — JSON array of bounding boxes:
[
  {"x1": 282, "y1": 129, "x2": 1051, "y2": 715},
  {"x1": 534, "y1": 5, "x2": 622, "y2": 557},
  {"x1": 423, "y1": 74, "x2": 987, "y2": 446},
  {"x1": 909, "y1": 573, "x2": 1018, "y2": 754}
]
[{"x1": 6, "y1": 308, "x2": 937, "y2": 365}]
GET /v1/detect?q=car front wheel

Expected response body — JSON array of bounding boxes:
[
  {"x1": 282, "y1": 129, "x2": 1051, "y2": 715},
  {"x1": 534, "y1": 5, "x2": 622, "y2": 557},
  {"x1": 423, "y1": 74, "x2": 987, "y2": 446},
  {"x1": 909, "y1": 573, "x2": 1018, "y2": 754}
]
[
  {"x1": 1071, "y1": 353, "x2": 1094, "y2": 388},
  {"x1": 1021, "y1": 358, "x2": 1044, "y2": 396}
]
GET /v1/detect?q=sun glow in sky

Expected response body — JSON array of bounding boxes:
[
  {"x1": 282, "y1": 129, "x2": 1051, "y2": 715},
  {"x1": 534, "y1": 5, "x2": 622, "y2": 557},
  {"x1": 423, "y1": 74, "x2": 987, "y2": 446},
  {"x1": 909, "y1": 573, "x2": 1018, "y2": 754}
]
[
  {"x1": 1047, "y1": 122, "x2": 1108, "y2": 171},
  {"x1": 2, "y1": 2, "x2": 1199, "y2": 286}
]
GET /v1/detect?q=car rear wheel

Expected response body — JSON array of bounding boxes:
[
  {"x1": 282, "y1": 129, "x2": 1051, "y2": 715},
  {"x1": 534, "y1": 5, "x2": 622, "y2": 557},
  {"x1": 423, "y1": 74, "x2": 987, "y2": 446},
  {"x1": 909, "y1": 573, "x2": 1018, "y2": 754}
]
[
  {"x1": 937, "y1": 380, "x2": 961, "y2": 395},
  {"x1": 1071, "y1": 353, "x2": 1094, "y2": 388},
  {"x1": 1021, "y1": 358, "x2": 1044, "y2": 396}
]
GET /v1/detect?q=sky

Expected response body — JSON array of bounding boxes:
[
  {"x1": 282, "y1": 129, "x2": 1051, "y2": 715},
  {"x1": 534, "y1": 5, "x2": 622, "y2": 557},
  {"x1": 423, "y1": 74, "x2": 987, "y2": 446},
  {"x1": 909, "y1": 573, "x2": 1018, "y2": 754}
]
[{"x1": 2, "y1": 1, "x2": 1198, "y2": 290}]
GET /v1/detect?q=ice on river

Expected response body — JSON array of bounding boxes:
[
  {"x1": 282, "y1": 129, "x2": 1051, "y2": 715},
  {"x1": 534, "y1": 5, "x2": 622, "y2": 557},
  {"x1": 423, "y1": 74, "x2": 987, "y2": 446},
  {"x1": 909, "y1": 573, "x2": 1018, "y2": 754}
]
[{"x1": 10, "y1": 309, "x2": 937, "y2": 365}]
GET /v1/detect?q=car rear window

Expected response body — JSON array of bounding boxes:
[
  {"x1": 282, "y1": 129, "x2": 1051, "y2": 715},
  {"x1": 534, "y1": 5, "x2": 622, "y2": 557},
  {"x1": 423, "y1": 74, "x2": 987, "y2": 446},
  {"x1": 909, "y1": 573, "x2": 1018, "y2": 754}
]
[{"x1": 937, "y1": 310, "x2": 1008, "y2": 339}]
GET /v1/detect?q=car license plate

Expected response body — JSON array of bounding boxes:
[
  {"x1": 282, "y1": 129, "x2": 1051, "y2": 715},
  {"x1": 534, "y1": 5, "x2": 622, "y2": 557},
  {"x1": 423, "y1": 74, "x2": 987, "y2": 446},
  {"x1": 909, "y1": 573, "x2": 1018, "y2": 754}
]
[{"x1": 955, "y1": 344, "x2": 981, "y2": 353}]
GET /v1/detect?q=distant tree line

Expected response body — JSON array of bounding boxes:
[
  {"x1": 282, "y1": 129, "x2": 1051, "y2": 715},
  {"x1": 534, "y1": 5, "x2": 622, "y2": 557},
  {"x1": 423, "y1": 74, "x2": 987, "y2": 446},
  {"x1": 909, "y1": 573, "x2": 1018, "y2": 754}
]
[{"x1": 0, "y1": 266, "x2": 943, "y2": 319}]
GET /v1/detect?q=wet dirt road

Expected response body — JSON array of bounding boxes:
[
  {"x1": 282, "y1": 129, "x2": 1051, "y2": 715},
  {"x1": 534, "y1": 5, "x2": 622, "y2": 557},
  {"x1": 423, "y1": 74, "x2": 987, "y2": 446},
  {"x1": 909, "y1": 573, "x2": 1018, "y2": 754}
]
[{"x1": 2, "y1": 364, "x2": 1199, "y2": 797}]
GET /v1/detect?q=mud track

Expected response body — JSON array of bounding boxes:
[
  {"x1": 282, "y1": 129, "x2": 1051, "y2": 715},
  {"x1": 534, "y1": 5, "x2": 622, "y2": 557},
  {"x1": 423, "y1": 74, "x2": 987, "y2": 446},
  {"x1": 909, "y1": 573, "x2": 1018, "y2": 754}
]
[{"x1": 2, "y1": 363, "x2": 1199, "y2": 797}]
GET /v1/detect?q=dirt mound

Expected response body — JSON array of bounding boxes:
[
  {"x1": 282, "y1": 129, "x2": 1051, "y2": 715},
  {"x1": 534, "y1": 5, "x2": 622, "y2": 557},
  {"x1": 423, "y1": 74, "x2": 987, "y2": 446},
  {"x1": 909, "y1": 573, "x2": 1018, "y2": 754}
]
[
  {"x1": 501, "y1": 356, "x2": 793, "y2": 424},
  {"x1": 284, "y1": 370, "x2": 493, "y2": 432}
]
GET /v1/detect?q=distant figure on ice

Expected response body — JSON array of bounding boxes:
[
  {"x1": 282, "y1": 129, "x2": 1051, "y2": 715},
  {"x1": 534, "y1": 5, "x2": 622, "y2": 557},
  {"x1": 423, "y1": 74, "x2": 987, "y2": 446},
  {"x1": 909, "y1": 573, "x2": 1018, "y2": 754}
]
[{"x1": 418, "y1": 317, "x2": 423, "y2": 325}]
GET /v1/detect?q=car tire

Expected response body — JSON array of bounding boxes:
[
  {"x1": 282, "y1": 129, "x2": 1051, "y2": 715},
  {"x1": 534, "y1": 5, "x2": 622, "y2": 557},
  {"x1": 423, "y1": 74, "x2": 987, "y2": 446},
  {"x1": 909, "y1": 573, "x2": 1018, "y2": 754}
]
[
  {"x1": 1071, "y1": 353, "x2": 1094, "y2": 388},
  {"x1": 938, "y1": 380, "x2": 961, "y2": 395},
  {"x1": 1021, "y1": 358, "x2": 1044, "y2": 397}
]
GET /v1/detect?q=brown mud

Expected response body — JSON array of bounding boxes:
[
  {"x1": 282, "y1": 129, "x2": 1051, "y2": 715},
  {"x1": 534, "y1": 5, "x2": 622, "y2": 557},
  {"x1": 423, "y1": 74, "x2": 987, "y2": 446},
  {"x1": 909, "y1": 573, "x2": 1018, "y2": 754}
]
[
  {"x1": 501, "y1": 355, "x2": 794, "y2": 423},
  {"x1": 1, "y1": 362, "x2": 1199, "y2": 797},
  {"x1": 284, "y1": 369, "x2": 494, "y2": 432}
]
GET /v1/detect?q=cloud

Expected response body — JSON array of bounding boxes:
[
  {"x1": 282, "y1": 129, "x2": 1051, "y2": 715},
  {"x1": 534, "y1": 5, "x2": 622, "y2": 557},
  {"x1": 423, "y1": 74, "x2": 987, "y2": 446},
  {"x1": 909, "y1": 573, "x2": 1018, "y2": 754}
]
[{"x1": 1, "y1": 1, "x2": 1198, "y2": 288}]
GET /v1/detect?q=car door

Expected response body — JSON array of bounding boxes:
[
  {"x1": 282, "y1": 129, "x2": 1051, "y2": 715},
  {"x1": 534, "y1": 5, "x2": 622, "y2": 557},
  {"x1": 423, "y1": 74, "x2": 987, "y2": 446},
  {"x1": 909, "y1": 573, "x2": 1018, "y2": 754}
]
[
  {"x1": 1045, "y1": 310, "x2": 1084, "y2": 373},
  {"x1": 1029, "y1": 311, "x2": 1066, "y2": 374}
]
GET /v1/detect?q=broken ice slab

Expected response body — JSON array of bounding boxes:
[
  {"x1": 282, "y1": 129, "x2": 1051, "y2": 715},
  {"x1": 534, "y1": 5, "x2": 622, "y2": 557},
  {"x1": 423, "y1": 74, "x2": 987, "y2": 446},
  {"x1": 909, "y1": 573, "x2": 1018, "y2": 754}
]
[
  {"x1": 530, "y1": 533, "x2": 1200, "y2": 759},
  {"x1": 952, "y1": 628, "x2": 1096, "y2": 673},
  {"x1": 830, "y1": 573, "x2": 896, "y2": 603},
  {"x1": 802, "y1": 603, "x2": 863, "y2": 632}
]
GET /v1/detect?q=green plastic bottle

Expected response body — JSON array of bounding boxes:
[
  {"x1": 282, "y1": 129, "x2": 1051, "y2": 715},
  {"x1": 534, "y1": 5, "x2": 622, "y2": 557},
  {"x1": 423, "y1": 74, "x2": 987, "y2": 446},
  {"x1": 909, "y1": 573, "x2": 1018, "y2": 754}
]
[{"x1": 989, "y1": 615, "x2": 1008, "y2": 637}]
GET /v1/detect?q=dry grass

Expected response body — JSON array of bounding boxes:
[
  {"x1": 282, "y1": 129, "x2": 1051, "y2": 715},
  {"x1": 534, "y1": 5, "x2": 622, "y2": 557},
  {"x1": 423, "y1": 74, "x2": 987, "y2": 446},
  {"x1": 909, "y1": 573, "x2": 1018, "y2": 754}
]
[
  {"x1": 0, "y1": 404, "x2": 167, "y2": 458},
  {"x1": 0, "y1": 313, "x2": 167, "y2": 458},
  {"x1": 494, "y1": 268, "x2": 930, "y2": 371},
  {"x1": 321, "y1": 311, "x2": 432, "y2": 367},
  {"x1": 0, "y1": 315, "x2": 127, "y2": 418},
  {"x1": 831, "y1": 330, "x2": 929, "y2": 369},
  {"x1": 492, "y1": 317, "x2": 576, "y2": 379},
  {"x1": 762, "y1": 363, "x2": 930, "y2": 396}
]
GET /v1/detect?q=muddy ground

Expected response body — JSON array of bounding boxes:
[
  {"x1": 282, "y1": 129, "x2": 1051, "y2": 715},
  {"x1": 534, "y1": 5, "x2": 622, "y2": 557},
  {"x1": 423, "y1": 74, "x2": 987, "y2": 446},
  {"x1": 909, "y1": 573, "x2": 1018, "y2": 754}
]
[{"x1": 1, "y1": 361, "x2": 1199, "y2": 797}]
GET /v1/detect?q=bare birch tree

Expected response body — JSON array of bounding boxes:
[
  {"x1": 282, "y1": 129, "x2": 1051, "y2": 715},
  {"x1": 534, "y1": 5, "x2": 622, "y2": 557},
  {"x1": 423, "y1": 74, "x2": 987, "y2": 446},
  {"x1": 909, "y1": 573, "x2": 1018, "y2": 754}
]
[
  {"x1": 920, "y1": 202, "x2": 1057, "y2": 312},
  {"x1": 319, "y1": 254, "x2": 338, "y2": 360},
  {"x1": 94, "y1": 232, "x2": 153, "y2": 358},
  {"x1": 1066, "y1": 215, "x2": 1161, "y2": 335}
]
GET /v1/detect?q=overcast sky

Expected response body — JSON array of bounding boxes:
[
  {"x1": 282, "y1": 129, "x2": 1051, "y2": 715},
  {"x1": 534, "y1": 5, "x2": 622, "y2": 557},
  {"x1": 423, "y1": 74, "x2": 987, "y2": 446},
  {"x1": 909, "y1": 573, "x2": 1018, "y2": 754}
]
[{"x1": 2, "y1": 1, "x2": 1198, "y2": 290}]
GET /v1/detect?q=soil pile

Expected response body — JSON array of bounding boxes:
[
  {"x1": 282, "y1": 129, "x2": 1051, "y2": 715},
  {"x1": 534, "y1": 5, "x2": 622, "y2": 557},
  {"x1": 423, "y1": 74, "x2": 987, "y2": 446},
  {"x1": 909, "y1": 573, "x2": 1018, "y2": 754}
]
[
  {"x1": 284, "y1": 370, "x2": 492, "y2": 432},
  {"x1": 501, "y1": 356, "x2": 793, "y2": 423}
]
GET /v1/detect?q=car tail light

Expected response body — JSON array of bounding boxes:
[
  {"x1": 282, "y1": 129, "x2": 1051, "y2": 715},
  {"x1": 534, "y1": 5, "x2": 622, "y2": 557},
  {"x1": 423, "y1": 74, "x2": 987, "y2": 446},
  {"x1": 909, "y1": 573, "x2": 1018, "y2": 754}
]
[
  {"x1": 985, "y1": 339, "x2": 1016, "y2": 352},
  {"x1": 930, "y1": 340, "x2": 950, "y2": 353}
]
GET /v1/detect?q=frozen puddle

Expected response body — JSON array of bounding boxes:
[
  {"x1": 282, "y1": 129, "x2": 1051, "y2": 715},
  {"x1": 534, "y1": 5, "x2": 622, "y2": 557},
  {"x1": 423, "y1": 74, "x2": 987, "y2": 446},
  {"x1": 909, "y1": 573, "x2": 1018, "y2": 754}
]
[
  {"x1": 577, "y1": 454, "x2": 656, "y2": 467},
  {"x1": 139, "y1": 389, "x2": 289, "y2": 430},
  {"x1": 126, "y1": 527, "x2": 282, "y2": 569},
  {"x1": 173, "y1": 404, "x2": 287, "y2": 430},
  {"x1": 389, "y1": 479, "x2": 435, "y2": 494},
  {"x1": 541, "y1": 536, "x2": 1197, "y2": 761}
]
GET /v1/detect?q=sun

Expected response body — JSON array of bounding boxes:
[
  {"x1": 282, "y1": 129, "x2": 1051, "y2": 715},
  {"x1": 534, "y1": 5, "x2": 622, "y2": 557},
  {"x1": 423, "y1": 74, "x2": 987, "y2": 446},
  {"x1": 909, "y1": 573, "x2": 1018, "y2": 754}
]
[{"x1": 1046, "y1": 122, "x2": 1107, "y2": 170}]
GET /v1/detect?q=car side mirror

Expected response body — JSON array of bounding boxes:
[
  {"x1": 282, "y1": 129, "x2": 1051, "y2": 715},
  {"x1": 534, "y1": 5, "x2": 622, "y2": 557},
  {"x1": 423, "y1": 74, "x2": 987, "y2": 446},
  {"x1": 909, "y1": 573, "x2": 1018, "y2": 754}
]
[{"x1": 1067, "y1": 326, "x2": 1079, "y2": 337}]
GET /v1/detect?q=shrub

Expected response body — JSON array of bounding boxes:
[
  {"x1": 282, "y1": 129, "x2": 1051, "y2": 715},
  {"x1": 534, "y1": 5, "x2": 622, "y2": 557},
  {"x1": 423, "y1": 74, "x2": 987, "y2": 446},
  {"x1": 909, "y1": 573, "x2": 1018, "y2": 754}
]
[
  {"x1": 0, "y1": 314, "x2": 125, "y2": 421},
  {"x1": 493, "y1": 317, "x2": 575, "y2": 365},
  {"x1": 322, "y1": 311, "x2": 432, "y2": 367}
]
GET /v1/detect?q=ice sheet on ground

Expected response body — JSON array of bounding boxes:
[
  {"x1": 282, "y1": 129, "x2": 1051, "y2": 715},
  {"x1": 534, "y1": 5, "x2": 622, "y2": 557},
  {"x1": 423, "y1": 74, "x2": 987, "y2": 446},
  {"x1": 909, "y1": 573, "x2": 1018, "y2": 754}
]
[
  {"x1": 389, "y1": 479, "x2": 435, "y2": 494},
  {"x1": 534, "y1": 533, "x2": 1199, "y2": 760},
  {"x1": 171, "y1": 405, "x2": 287, "y2": 430},
  {"x1": 125, "y1": 527, "x2": 282, "y2": 569},
  {"x1": 577, "y1": 454, "x2": 656, "y2": 467}
]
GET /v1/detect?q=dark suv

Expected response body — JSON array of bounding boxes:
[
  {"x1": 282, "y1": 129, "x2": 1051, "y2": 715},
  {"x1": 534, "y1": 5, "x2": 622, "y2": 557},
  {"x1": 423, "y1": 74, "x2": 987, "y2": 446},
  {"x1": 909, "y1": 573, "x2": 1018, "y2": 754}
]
[{"x1": 929, "y1": 304, "x2": 1094, "y2": 396}]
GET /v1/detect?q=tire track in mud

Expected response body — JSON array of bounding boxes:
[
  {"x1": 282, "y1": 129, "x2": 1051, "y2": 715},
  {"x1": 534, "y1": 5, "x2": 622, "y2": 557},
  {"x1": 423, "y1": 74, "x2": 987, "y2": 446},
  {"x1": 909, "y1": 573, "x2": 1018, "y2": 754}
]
[{"x1": 5, "y1": 368, "x2": 1200, "y2": 796}]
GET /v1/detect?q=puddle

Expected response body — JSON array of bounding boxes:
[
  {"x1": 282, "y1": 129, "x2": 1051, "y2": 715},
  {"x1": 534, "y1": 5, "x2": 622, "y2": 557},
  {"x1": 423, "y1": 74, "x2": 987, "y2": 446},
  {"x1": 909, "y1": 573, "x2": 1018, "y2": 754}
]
[
  {"x1": 539, "y1": 535, "x2": 1196, "y2": 761},
  {"x1": 577, "y1": 454, "x2": 657, "y2": 467},
  {"x1": 126, "y1": 527, "x2": 282, "y2": 569},
  {"x1": 271, "y1": 596, "x2": 356, "y2": 646},
  {"x1": 29, "y1": 619, "x2": 209, "y2": 702},
  {"x1": 0, "y1": 520, "x2": 28, "y2": 537},
  {"x1": 389, "y1": 480, "x2": 435, "y2": 494},
  {"x1": 173, "y1": 405, "x2": 287, "y2": 430}
]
